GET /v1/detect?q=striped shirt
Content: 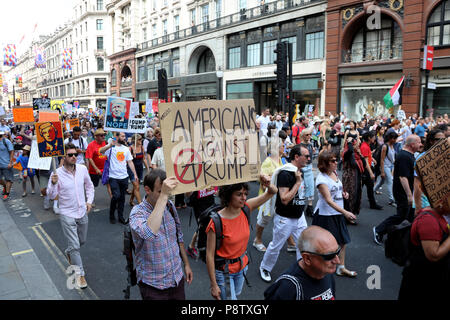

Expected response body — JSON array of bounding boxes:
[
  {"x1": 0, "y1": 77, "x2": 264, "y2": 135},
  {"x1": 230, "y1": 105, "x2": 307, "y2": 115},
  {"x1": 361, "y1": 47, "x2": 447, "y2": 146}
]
[{"x1": 129, "y1": 198, "x2": 184, "y2": 290}]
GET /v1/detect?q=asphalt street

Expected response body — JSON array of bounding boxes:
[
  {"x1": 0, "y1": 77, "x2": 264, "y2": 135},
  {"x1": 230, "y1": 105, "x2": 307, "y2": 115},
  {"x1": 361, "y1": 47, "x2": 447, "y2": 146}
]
[{"x1": 4, "y1": 168, "x2": 403, "y2": 300}]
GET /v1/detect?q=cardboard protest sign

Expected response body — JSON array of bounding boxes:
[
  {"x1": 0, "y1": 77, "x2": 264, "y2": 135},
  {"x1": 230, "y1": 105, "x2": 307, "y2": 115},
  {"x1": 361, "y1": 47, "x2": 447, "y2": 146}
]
[
  {"x1": 13, "y1": 106, "x2": 35, "y2": 124},
  {"x1": 39, "y1": 110, "x2": 60, "y2": 122},
  {"x1": 130, "y1": 102, "x2": 140, "y2": 118},
  {"x1": 128, "y1": 118, "x2": 147, "y2": 133},
  {"x1": 159, "y1": 99, "x2": 260, "y2": 195},
  {"x1": 64, "y1": 118, "x2": 80, "y2": 131},
  {"x1": 104, "y1": 96, "x2": 132, "y2": 132},
  {"x1": 415, "y1": 138, "x2": 450, "y2": 209},
  {"x1": 27, "y1": 140, "x2": 52, "y2": 170},
  {"x1": 35, "y1": 121, "x2": 65, "y2": 158},
  {"x1": 64, "y1": 104, "x2": 73, "y2": 114},
  {"x1": 50, "y1": 100, "x2": 64, "y2": 113},
  {"x1": 33, "y1": 98, "x2": 51, "y2": 110}
]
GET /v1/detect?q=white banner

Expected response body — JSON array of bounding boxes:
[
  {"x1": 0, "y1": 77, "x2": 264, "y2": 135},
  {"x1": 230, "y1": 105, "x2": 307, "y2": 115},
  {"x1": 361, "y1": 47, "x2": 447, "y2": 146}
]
[
  {"x1": 28, "y1": 140, "x2": 52, "y2": 170},
  {"x1": 128, "y1": 118, "x2": 147, "y2": 133}
]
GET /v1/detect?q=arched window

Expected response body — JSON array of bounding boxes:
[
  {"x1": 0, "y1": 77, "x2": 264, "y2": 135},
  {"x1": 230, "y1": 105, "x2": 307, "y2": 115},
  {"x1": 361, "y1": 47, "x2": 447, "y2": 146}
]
[
  {"x1": 197, "y1": 49, "x2": 216, "y2": 73},
  {"x1": 347, "y1": 17, "x2": 402, "y2": 63},
  {"x1": 111, "y1": 69, "x2": 117, "y2": 86},
  {"x1": 427, "y1": 0, "x2": 450, "y2": 46}
]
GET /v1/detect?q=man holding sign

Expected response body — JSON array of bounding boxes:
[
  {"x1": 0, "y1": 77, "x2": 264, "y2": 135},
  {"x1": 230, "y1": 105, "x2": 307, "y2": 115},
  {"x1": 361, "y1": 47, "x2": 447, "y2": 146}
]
[{"x1": 47, "y1": 143, "x2": 94, "y2": 289}]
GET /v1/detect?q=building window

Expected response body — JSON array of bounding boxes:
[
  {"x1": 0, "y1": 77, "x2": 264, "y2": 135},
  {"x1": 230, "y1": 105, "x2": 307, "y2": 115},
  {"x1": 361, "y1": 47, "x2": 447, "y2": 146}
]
[
  {"x1": 173, "y1": 59, "x2": 180, "y2": 77},
  {"x1": 228, "y1": 47, "x2": 240, "y2": 69},
  {"x1": 347, "y1": 18, "x2": 402, "y2": 63},
  {"x1": 95, "y1": 78, "x2": 107, "y2": 93},
  {"x1": 111, "y1": 69, "x2": 117, "y2": 86},
  {"x1": 97, "y1": 0, "x2": 103, "y2": 10},
  {"x1": 174, "y1": 15, "x2": 180, "y2": 31},
  {"x1": 263, "y1": 40, "x2": 277, "y2": 65},
  {"x1": 138, "y1": 58, "x2": 147, "y2": 82},
  {"x1": 97, "y1": 37, "x2": 104, "y2": 50},
  {"x1": 305, "y1": 31, "x2": 324, "y2": 60},
  {"x1": 190, "y1": 8, "x2": 196, "y2": 25},
  {"x1": 202, "y1": 4, "x2": 209, "y2": 24},
  {"x1": 282, "y1": 36, "x2": 297, "y2": 61},
  {"x1": 163, "y1": 19, "x2": 168, "y2": 36},
  {"x1": 247, "y1": 43, "x2": 260, "y2": 67},
  {"x1": 216, "y1": 0, "x2": 222, "y2": 19},
  {"x1": 97, "y1": 58, "x2": 104, "y2": 71},
  {"x1": 96, "y1": 19, "x2": 103, "y2": 30},
  {"x1": 427, "y1": 0, "x2": 450, "y2": 46}
]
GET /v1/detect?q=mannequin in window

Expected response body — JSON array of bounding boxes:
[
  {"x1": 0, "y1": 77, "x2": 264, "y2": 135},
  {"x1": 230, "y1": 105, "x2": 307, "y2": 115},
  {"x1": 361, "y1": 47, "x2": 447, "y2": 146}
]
[{"x1": 367, "y1": 100, "x2": 375, "y2": 117}]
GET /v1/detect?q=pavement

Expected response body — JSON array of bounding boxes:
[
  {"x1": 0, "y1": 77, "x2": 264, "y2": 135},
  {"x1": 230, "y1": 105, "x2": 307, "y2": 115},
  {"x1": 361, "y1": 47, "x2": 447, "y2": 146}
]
[
  {"x1": 0, "y1": 165, "x2": 404, "y2": 300},
  {"x1": 0, "y1": 197, "x2": 62, "y2": 300}
]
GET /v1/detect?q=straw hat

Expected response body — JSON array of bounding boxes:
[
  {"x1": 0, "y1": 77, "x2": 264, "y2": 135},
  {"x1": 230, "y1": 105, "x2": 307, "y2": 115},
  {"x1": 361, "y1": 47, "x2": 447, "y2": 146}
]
[
  {"x1": 94, "y1": 128, "x2": 106, "y2": 136},
  {"x1": 23, "y1": 145, "x2": 31, "y2": 151}
]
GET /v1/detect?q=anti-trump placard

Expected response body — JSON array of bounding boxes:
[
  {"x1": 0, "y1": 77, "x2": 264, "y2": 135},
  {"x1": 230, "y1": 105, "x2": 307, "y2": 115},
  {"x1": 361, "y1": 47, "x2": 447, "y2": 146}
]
[{"x1": 159, "y1": 99, "x2": 260, "y2": 195}]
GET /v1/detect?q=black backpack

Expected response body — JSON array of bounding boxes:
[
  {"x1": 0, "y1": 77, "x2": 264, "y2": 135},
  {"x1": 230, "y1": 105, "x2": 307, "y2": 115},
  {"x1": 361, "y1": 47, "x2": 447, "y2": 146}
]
[
  {"x1": 384, "y1": 209, "x2": 440, "y2": 266},
  {"x1": 122, "y1": 224, "x2": 137, "y2": 300},
  {"x1": 372, "y1": 143, "x2": 385, "y2": 176},
  {"x1": 197, "y1": 204, "x2": 251, "y2": 265}
]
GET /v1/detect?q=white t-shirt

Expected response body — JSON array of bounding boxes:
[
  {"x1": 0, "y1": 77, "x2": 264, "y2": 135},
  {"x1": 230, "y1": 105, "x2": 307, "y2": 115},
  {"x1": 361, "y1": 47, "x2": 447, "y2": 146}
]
[
  {"x1": 259, "y1": 115, "x2": 271, "y2": 136},
  {"x1": 151, "y1": 147, "x2": 165, "y2": 171},
  {"x1": 64, "y1": 137, "x2": 88, "y2": 164},
  {"x1": 105, "y1": 145, "x2": 133, "y2": 179},
  {"x1": 314, "y1": 172, "x2": 344, "y2": 216}
]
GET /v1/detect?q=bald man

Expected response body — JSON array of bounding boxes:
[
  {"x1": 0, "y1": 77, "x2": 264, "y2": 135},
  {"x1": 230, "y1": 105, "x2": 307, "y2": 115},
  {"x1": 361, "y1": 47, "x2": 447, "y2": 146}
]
[
  {"x1": 373, "y1": 134, "x2": 423, "y2": 245},
  {"x1": 264, "y1": 226, "x2": 338, "y2": 300}
]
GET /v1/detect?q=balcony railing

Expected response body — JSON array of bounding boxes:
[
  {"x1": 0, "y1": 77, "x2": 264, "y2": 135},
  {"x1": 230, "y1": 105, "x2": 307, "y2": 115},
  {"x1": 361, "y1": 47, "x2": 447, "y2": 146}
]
[
  {"x1": 137, "y1": 0, "x2": 321, "y2": 51},
  {"x1": 342, "y1": 42, "x2": 403, "y2": 63}
]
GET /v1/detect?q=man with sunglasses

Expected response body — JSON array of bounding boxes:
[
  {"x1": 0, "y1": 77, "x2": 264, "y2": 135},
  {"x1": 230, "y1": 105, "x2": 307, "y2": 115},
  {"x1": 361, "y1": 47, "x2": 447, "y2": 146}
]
[
  {"x1": 47, "y1": 143, "x2": 94, "y2": 289},
  {"x1": 264, "y1": 226, "x2": 338, "y2": 300}
]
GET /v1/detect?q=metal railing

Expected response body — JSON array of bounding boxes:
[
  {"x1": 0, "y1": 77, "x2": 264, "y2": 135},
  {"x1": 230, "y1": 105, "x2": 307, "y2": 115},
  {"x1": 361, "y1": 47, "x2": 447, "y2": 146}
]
[
  {"x1": 342, "y1": 42, "x2": 403, "y2": 63},
  {"x1": 137, "y1": 0, "x2": 321, "y2": 51}
]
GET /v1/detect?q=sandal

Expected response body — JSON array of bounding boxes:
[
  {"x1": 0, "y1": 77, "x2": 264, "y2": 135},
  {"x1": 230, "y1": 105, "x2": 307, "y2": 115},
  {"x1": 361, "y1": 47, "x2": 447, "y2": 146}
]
[
  {"x1": 252, "y1": 241, "x2": 267, "y2": 252},
  {"x1": 336, "y1": 265, "x2": 357, "y2": 278}
]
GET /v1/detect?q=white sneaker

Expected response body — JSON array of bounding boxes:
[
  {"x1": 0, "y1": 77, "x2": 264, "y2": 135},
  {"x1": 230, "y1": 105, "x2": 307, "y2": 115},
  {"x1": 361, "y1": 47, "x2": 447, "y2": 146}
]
[
  {"x1": 260, "y1": 267, "x2": 272, "y2": 283},
  {"x1": 53, "y1": 206, "x2": 60, "y2": 214}
]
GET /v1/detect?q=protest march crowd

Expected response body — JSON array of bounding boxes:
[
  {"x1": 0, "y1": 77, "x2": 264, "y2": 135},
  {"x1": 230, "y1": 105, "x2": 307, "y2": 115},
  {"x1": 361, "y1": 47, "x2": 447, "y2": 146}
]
[{"x1": 0, "y1": 103, "x2": 449, "y2": 301}]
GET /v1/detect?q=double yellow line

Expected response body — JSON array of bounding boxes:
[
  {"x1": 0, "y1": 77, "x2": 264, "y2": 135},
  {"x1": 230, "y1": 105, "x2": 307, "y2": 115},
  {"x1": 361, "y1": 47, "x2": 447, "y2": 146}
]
[{"x1": 31, "y1": 224, "x2": 99, "y2": 300}]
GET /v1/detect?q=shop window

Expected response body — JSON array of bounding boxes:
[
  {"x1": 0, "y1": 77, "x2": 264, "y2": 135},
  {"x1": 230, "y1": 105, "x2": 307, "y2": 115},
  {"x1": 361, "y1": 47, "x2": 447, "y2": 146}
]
[
  {"x1": 426, "y1": 0, "x2": 450, "y2": 46},
  {"x1": 346, "y1": 17, "x2": 402, "y2": 63}
]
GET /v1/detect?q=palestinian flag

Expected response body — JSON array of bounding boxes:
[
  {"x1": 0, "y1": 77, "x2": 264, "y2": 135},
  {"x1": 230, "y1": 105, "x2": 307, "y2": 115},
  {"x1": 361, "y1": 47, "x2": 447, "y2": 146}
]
[{"x1": 384, "y1": 76, "x2": 405, "y2": 109}]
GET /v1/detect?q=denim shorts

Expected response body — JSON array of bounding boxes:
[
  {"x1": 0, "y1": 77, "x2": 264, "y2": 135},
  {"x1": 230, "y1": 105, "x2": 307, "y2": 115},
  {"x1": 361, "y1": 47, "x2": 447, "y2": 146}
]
[
  {"x1": 0, "y1": 167, "x2": 13, "y2": 182},
  {"x1": 215, "y1": 265, "x2": 248, "y2": 300}
]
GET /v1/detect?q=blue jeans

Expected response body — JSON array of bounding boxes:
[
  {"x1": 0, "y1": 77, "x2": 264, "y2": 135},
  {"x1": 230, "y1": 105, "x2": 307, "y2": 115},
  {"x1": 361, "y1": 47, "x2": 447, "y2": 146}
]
[
  {"x1": 374, "y1": 164, "x2": 394, "y2": 203},
  {"x1": 215, "y1": 266, "x2": 248, "y2": 300}
]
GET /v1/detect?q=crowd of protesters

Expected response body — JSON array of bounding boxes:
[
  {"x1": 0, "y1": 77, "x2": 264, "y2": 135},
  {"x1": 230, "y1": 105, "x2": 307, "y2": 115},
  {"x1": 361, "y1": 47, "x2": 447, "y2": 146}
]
[{"x1": 0, "y1": 106, "x2": 448, "y2": 300}]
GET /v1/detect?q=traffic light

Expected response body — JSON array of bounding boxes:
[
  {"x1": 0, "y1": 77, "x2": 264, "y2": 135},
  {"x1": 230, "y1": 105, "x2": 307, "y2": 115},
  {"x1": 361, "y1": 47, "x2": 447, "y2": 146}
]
[
  {"x1": 158, "y1": 68, "x2": 168, "y2": 100},
  {"x1": 274, "y1": 42, "x2": 287, "y2": 89}
]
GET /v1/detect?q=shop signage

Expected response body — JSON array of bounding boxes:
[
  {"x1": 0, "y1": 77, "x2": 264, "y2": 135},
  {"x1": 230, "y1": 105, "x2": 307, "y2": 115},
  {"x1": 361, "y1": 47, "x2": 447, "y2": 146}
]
[
  {"x1": 423, "y1": 45, "x2": 434, "y2": 71},
  {"x1": 428, "y1": 82, "x2": 436, "y2": 90}
]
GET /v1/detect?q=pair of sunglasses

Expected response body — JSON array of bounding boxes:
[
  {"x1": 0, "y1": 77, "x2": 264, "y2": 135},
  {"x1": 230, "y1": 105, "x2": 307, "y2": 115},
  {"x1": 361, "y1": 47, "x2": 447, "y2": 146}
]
[
  {"x1": 67, "y1": 153, "x2": 78, "y2": 158},
  {"x1": 301, "y1": 246, "x2": 341, "y2": 261}
]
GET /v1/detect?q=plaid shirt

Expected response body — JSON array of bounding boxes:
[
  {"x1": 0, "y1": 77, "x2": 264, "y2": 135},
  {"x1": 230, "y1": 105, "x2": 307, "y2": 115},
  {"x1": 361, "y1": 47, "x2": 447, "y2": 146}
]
[{"x1": 129, "y1": 198, "x2": 184, "y2": 290}]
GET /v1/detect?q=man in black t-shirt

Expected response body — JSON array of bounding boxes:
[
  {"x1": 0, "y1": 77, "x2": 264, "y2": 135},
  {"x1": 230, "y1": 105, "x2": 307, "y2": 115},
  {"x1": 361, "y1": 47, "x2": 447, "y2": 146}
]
[
  {"x1": 373, "y1": 135, "x2": 422, "y2": 245},
  {"x1": 264, "y1": 226, "x2": 338, "y2": 300},
  {"x1": 260, "y1": 145, "x2": 310, "y2": 283}
]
